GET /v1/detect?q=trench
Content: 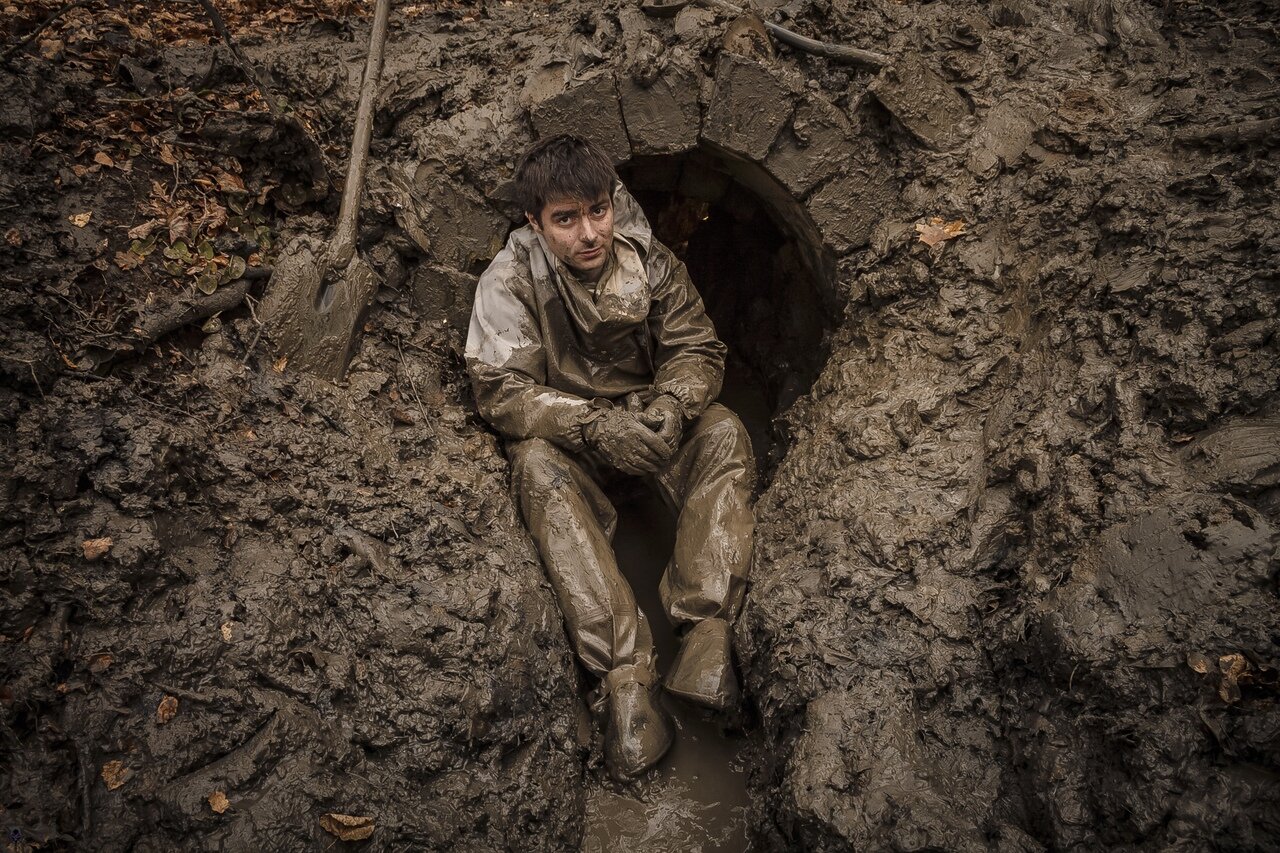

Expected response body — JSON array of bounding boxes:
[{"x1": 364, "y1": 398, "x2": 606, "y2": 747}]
[{"x1": 581, "y1": 149, "x2": 832, "y2": 851}]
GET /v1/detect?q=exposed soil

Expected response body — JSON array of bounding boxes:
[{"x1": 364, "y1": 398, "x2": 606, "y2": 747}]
[{"x1": 2, "y1": 0, "x2": 1278, "y2": 851}]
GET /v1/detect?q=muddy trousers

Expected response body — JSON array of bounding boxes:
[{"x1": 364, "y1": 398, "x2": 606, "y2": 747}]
[{"x1": 507, "y1": 403, "x2": 755, "y2": 679}]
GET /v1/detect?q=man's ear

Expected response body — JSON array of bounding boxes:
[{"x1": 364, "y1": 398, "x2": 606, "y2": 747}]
[{"x1": 525, "y1": 211, "x2": 542, "y2": 233}]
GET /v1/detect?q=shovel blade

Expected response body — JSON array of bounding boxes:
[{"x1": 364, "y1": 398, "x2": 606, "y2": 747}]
[{"x1": 260, "y1": 234, "x2": 380, "y2": 381}]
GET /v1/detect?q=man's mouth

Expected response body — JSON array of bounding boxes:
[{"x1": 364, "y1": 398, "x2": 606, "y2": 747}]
[{"x1": 578, "y1": 247, "x2": 603, "y2": 262}]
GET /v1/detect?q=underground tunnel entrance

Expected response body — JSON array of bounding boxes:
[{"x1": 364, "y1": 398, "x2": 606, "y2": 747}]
[
  {"x1": 579, "y1": 149, "x2": 834, "y2": 851},
  {"x1": 620, "y1": 147, "x2": 833, "y2": 479}
]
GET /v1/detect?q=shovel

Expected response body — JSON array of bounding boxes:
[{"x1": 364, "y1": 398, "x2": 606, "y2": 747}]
[{"x1": 261, "y1": 0, "x2": 393, "y2": 380}]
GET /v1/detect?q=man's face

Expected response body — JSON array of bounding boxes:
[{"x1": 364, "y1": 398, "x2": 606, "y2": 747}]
[{"x1": 528, "y1": 193, "x2": 614, "y2": 281}]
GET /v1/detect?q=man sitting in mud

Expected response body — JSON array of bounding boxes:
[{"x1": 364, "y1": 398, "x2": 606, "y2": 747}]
[{"x1": 465, "y1": 135, "x2": 756, "y2": 781}]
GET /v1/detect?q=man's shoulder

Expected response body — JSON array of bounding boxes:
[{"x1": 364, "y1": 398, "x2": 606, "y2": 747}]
[{"x1": 478, "y1": 225, "x2": 538, "y2": 290}]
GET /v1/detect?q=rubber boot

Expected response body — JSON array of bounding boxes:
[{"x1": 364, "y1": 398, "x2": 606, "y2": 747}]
[
  {"x1": 664, "y1": 618, "x2": 739, "y2": 713},
  {"x1": 601, "y1": 665, "x2": 673, "y2": 782}
]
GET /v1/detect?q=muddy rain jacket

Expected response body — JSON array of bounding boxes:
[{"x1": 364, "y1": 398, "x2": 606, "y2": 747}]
[{"x1": 465, "y1": 184, "x2": 726, "y2": 453}]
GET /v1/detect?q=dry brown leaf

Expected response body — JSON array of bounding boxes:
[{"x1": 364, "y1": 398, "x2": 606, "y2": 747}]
[
  {"x1": 1187, "y1": 651, "x2": 1211, "y2": 674},
  {"x1": 5, "y1": 227, "x2": 23, "y2": 247},
  {"x1": 69, "y1": 212, "x2": 92, "y2": 228},
  {"x1": 273, "y1": 356, "x2": 288, "y2": 374},
  {"x1": 156, "y1": 695, "x2": 179, "y2": 724},
  {"x1": 320, "y1": 813, "x2": 375, "y2": 842},
  {"x1": 115, "y1": 251, "x2": 144, "y2": 271},
  {"x1": 220, "y1": 621, "x2": 233, "y2": 642},
  {"x1": 915, "y1": 217, "x2": 966, "y2": 247},
  {"x1": 127, "y1": 219, "x2": 162, "y2": 240},
  {"x1": 82, "y1": 537, "x2": 113, "y2": 560},
  {"x1": 101, "y1": 760, "x2": 130, "y2": 790},
  {"x1": 215, "y1": 169, "x2": 245, "y2": 193},
  {"x1": 159, "y1": 143, "x2": 178, "y2": 166},
  {"x1": 208, "y1": 791, "x2": 230, "y2": 814},
  {"x1": 94, "y1": 151, "x2": 115, "y2": 168},
  {"x1": 88, "y1": 653, "x2": 113, "y2": 673}
]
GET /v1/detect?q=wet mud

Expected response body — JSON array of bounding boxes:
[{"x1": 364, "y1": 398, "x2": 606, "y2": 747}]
[{"x1": 3, "y1": 0, "x2": 1279, "y2": 850}]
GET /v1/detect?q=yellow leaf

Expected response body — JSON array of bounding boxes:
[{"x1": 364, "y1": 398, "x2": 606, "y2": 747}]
[
  {"x1": 101, "y1": 760, "x2": 130, "y2": 791},
  {"x1": 209, "y1": 791, "x2": 230, "y2": 814},
  {"x1": 320, "y1": 813, "x2": 375, "y2": 842},
  {"x1": 69, "y1": 212, "x2": 92, "y2": 228},
  {"x1": 156, "y1": 695, "x2": 179, "y2": 724},
  {"x1": 82, "y1": 537, "x2": 112, "y2": 560}
]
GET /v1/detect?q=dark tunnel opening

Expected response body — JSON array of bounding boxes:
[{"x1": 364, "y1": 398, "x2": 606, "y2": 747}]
[{"x1": 620, "y1": 147, "x2": 832, "y2": 479}]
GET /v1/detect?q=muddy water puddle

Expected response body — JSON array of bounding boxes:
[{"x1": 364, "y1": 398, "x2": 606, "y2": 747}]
[{"x1": 582, "y1": 375, "x2": 768, "y2": 853}]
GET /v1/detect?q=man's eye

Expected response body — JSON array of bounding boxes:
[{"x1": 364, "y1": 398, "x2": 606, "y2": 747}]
[
  {"x1": 555, "y1": 215, "x2": 573, "y2": 225},
  {"x1": 591, "y1": 206, "x2": 607, "y2": 217}
]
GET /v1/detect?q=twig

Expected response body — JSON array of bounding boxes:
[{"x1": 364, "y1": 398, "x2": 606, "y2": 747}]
[
  {"x1": 1173, "y1": 116, "x2": 1280, "y2": 148},
  {"x1": 1, "y1": 0, "x2": 100, "y2": 65},
  {"x1": 648, "y1": 0, "x2": 891, "y2": 68},
  {"x1": 240, "y1": 294, "x2": 266, "y2": 367},
  {"x1": 151, "y1": 681, "x2": 214, "y2": 702},
  {"x1": 189, "y1": 0, "x2": 282, "y2": 116}
]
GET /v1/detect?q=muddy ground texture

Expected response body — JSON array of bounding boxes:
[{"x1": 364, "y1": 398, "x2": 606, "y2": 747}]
[{"x1": 3, "y1": 0, "x2": 1279, "y2": 850}]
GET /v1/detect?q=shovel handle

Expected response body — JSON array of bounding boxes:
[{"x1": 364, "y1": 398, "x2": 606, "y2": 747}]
[{"x1": 331, "y1": 0, "x2": 393, "y2": 267}]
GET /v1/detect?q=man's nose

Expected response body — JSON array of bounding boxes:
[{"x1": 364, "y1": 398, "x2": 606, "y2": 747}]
[{"x1": 579, "y1": 219, "x2": 599, "y2": 244}]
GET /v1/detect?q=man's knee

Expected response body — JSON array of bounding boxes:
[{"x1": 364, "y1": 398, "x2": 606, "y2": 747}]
[
  {"x1": 507, "y1": 437, "x2": 570, "y2": 488},
  {"x1": 688, "y1": 405, "x2": 753, "y2": 463}
]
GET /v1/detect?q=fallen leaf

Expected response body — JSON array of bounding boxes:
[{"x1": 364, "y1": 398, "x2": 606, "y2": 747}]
[
  {"x1": 115, "y1": 251, "x2": 144, "y2": 271},
  {"x1": 69, "y1": 212, "x2": 92, "y2": 228},
  {"x1": 82, "y1": 537, "x2": 113, "y2": 560},
  {"x1": 208, "y1": 791, "x2": 230, "y2": 814},
  {"x1": 156, "y1": 695, "x2": 179, "y2": 724},
  {"x1": 390, "y1": 408, "x2": 416, "y2": 426},
  {"x1": 94, "y1": 152, "x2": 115, "y2": 168},
  {"x1": 5, "y1": 227, "x2": 22, "y2": 246},
  {"x1": 320, "y1": 813, "x2": 375, "y2": 842},
  {"x1": 215, "y1": 169, "x2": 245, "y2": 193},
  {"x1": 915, "y1": 217, "x2": 966, "y2": 247},
  {"x1": 88, "y1": 653, "x2": 113, "y2": 673},
  {"x1": 159, "y1": 143, "x2": 177, "y2": 166},
  {"x1": 1187, "y1": 651, "x2": 1211, "y2": 674},
  {"x1": 220, "y1": 621, "x2": 233, "y2": 642},
  {"x1": 101, "y1": 760, "x2": 130, "y2": 791},
  {"x1": 273, "y1": 356, "x2": 288, "y2": 374},
  {"x1": 127, "y1": 219, "x2": 162, "y2": 240}
]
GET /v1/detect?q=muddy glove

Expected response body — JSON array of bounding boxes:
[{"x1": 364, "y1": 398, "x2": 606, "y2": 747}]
[
  {"x1": 641, "y1": 394, "x2": 685, "y2": 452},
  {"x1": 584, "y1": 408, "x2": 673, "y2": 475}
]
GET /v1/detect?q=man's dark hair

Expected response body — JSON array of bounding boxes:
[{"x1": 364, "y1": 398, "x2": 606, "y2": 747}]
[{"x1": 514, "y1": 134, "x2": 618, "y2": 222}]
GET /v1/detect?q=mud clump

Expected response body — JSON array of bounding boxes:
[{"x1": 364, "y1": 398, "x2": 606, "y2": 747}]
[{"x1": 3, "y1": 0, "x2": 1279, "y2": 850}]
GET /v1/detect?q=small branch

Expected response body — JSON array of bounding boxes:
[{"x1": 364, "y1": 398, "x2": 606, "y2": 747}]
[
  {"x1": 1, "y1": 0, "x2": 100, "y2": 65},
  {"x1": 656, "y1": 0, "x2": 890, "y2": 68},
  {"x1": 1173, "y1": 117, "x2": 1280, "y2": 148},
  {"x1": 190, "y1": 0, "x2": 282, "y2": 116}
]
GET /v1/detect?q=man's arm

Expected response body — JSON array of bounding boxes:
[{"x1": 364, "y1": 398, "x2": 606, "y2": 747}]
[
  {"x1": 648, "y1": 259, "x2": 727, "y2": 419},
  {"x1": 465, "y1": 252, "x2": 597, "y2": 452}
]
